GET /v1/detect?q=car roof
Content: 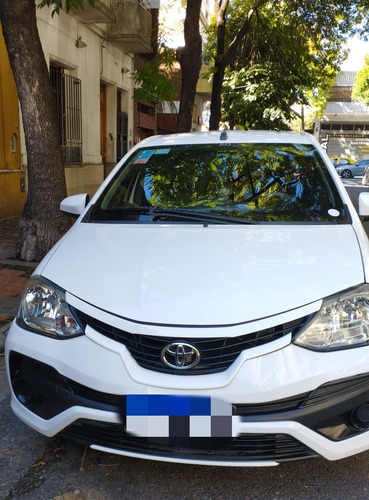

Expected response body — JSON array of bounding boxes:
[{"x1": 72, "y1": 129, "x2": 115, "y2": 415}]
[{"x1": 135, "y1": 130, "x2": 318, "y2": 148}]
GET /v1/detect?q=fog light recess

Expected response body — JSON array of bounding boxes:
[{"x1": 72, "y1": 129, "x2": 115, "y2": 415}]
[
  {"x1": 13, "y1": 380, "x2": 40, "y2": 408},
  {"x1": 349, "y1": 403, "x2": 369, "y2": 431}
]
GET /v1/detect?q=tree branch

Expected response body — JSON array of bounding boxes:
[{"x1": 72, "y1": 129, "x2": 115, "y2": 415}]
[{"x1": 220, "y1": 0, "x2": 270, "y2": 70}]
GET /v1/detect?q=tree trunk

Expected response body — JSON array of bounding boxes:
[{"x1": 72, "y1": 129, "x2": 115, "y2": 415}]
[
  {"x1": 0, "y1": 0, "x2": 69, "y2": 261},
  {"x1": 209, "y1": 63, "x2": 226, "y2": 130},
  {"x1": 209, "y1": 0, "x2": 269, "y2": 130},
  {"x1": 209, "y1": 0, "x2": 228, "y2": 131},
  {"x1": 176, "y1": 0, "x2": 202, "y2": 133}
]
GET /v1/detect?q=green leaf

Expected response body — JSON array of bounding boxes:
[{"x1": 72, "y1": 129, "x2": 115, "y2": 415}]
[
  {"x1": 352, "y1": 54, "x2": 369, "y2": 105},
  {"x1": 37, "y1": 0, "x2": 95, "y2": 17},
  {"x1": 132, "y1": 45, "x2": 177, "y2": 104}
]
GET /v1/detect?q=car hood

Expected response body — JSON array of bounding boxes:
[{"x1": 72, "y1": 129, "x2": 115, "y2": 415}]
[{"x1": 40, "y1": 222, "x2": 364, "y2": 326}]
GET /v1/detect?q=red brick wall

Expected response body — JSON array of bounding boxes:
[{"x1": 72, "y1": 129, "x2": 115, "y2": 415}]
[
  {"x1": 134, "y1": 53, "x2": 158, "y2": 144},
  {"x1": 133, "y1": 18, "x2": 183, "y2": 142},
  {"x1": 132, "y1": 6, "x2": 160, "y2": 144},
  {"x1": 157, "y1": 113, "x2": 177, "y2": 135}
]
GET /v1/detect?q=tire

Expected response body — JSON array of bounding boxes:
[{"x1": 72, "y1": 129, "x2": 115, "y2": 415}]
[{"x1": 341, "y1": 169, "x2": 352, "y2": 178}]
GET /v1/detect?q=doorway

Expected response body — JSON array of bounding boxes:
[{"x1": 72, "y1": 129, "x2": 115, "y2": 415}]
[{"x1": 100, "y1": 84, "x2": 107, "y2": 174}]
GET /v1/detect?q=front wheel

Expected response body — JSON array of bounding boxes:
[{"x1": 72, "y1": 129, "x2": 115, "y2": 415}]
[{"x1": 341, "y1": 169, "x2": 352, "y2": 178}]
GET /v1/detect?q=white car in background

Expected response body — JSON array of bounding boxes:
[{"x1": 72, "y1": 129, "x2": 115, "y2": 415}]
[{"x1": 6, "y1": 130, "x2": 369, "y2": 466}]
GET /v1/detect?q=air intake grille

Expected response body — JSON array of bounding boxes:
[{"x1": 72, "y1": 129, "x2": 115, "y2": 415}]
[
  {"x1": 74, "y1": 309, "x2": 311, "y2": 375},
  {"x1": 61, "y1": 420, "x2": 317, "y2": 463}
]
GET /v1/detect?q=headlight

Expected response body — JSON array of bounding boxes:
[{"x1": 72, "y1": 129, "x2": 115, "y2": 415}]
[
  {"x1": 17, "y1": 275, "x2": 83, "y2": 338},
  {"x1": 293, "y1": 285, "x2": 369, "y2": 351}
]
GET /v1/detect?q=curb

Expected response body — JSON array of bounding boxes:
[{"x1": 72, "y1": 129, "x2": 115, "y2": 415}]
[
  {"x1": 0, "y1": 257, "x2": 38, "y2": 269},
  {"x1": 0, "y1": 322, "x2": 11, "y2": 355}
]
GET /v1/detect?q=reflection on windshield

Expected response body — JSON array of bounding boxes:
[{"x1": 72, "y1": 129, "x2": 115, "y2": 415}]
[{"x1": 89, "y1": 143, "x2": 347, "y2": 224}]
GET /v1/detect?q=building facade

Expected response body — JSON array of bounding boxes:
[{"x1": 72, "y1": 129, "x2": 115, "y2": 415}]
[
  {"x1": 0, "y1": 0, "x2": 158, "y2": 217},
  {"x1": 315, "y1": 71, "x2": 369, "y2": 160},
  {"x1": 36, "y1": 0, "x2": 158, "y2": 191},
  {"x1": 0, "y1": 0, "x2": 213, "y2": 217}
]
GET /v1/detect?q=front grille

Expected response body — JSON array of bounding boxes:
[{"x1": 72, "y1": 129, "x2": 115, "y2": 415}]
[
  {"x1": 60, "y1": 420, "x2": 317, "y2": 463},
  {"x1": 74, "y1": 309, "x2": 311, "y2": 375}
]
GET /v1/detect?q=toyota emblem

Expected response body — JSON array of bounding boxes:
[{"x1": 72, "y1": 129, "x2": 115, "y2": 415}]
[{"x1": 161, "y1": 342, "x2": 201, "y2": 370}]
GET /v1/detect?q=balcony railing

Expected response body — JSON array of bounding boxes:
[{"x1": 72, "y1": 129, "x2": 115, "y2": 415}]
[
  {"x1": 196, "y1": 65, "x2": 212, "y2": 99},
  {"x1": 69, "y1": 0, "x2": 115, "y2": 24},
  {"x1": 106, "y1": 0, "x2": 152, "y2": 53}
]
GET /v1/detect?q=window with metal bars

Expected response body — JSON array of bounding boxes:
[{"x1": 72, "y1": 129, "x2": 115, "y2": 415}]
[{"x1": 50, "y1": 65, "x2": 82, "y2": 165}]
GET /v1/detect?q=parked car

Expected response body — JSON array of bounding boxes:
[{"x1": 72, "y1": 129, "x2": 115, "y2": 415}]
[
  {"x1": 6, "y1": 131, "x2": 369, "y2": 467},
  {"x1": 336, "y1": 158, "x2": 369, "y2": 178},
  {"x1": 330, "y1": 156, "x2": 355, "y2": 167}
]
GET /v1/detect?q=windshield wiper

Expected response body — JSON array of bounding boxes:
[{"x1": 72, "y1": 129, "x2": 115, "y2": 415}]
[
  {"x1": 94, "y1": 206, "x2": 258, "y2": 224},
  {"x1": 151, "y1": 207, "x2": 259, "y2": 224}
]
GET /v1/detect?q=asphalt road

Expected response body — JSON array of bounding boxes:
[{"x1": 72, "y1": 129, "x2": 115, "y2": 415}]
[
  {"x1": 341, "y1": 177, "x2": 369, "y2": 236},
  {"x1": 2, "y1": 395, "x2": 369, "y2": 500},
  {"x1": 341, "y1": 176, "x2": 368, "y2": 208},
  {"x1": 2, "y1": 178, "x2": 369, "y2": 500}
]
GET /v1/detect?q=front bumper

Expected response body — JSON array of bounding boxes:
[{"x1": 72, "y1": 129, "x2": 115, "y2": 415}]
[{"x1": 6, "y1": 319, "x2": 369, "y2": 466}]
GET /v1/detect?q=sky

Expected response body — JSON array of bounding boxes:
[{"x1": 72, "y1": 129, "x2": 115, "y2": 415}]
[{"x1": 340, "y1": 36, "x2": 369, "y2": 71}]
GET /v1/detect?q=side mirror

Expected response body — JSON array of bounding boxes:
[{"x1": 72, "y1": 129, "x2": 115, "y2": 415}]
[
  {"x1": 359, "y1": 192, "x2": 369, "y2": 221},
  {"x1": 60, "y1": 193, "x2": 89, "y2": 217}
]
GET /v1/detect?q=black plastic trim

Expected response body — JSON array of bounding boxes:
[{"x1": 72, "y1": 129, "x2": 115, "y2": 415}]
[
  {"x1": 9, "y1": 352, "x2": 125, "y2": 420},
  {"x1": 60, "y1": 421, "x2": 318, "y2": 463},
  {"x1": 73, "y1": 309, "x2": 312, "y2": 375}
]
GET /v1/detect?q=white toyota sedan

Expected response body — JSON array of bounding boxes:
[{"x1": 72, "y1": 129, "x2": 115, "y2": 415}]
[{"x1": 6, "y1": 130, "x2": 369, "y2": 466}]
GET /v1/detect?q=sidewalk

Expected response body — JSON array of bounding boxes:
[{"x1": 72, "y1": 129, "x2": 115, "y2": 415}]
[{"x1": 0, "y1": 216, "x2": 37, "y2": 353}]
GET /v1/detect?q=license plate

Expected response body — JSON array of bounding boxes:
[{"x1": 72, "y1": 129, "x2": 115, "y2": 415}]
[{"x1": 125, "y1": 395, "x2": 234, "y2": 438}]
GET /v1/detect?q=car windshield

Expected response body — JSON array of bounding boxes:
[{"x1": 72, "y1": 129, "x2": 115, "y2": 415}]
[{"x1": 88, "y1": 143, "x2": 348, "y2": 224}]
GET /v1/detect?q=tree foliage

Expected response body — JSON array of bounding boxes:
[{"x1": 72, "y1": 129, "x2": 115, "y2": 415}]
[
  {"x1": 132, "y1": 45, "x2": 177, "y2": 104},
  {"x1": 352, "y1": 53, "x2": 369, "y2": 105},
  {"x1": 134, "y1": 0, "x2": 202, "y2": 132},
  {"x1": 220, "y1": 3, "x2": 343, "y2": 130},
  {"x1": 205, "y1": 0, "x2": 367, "y2": 130}
]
